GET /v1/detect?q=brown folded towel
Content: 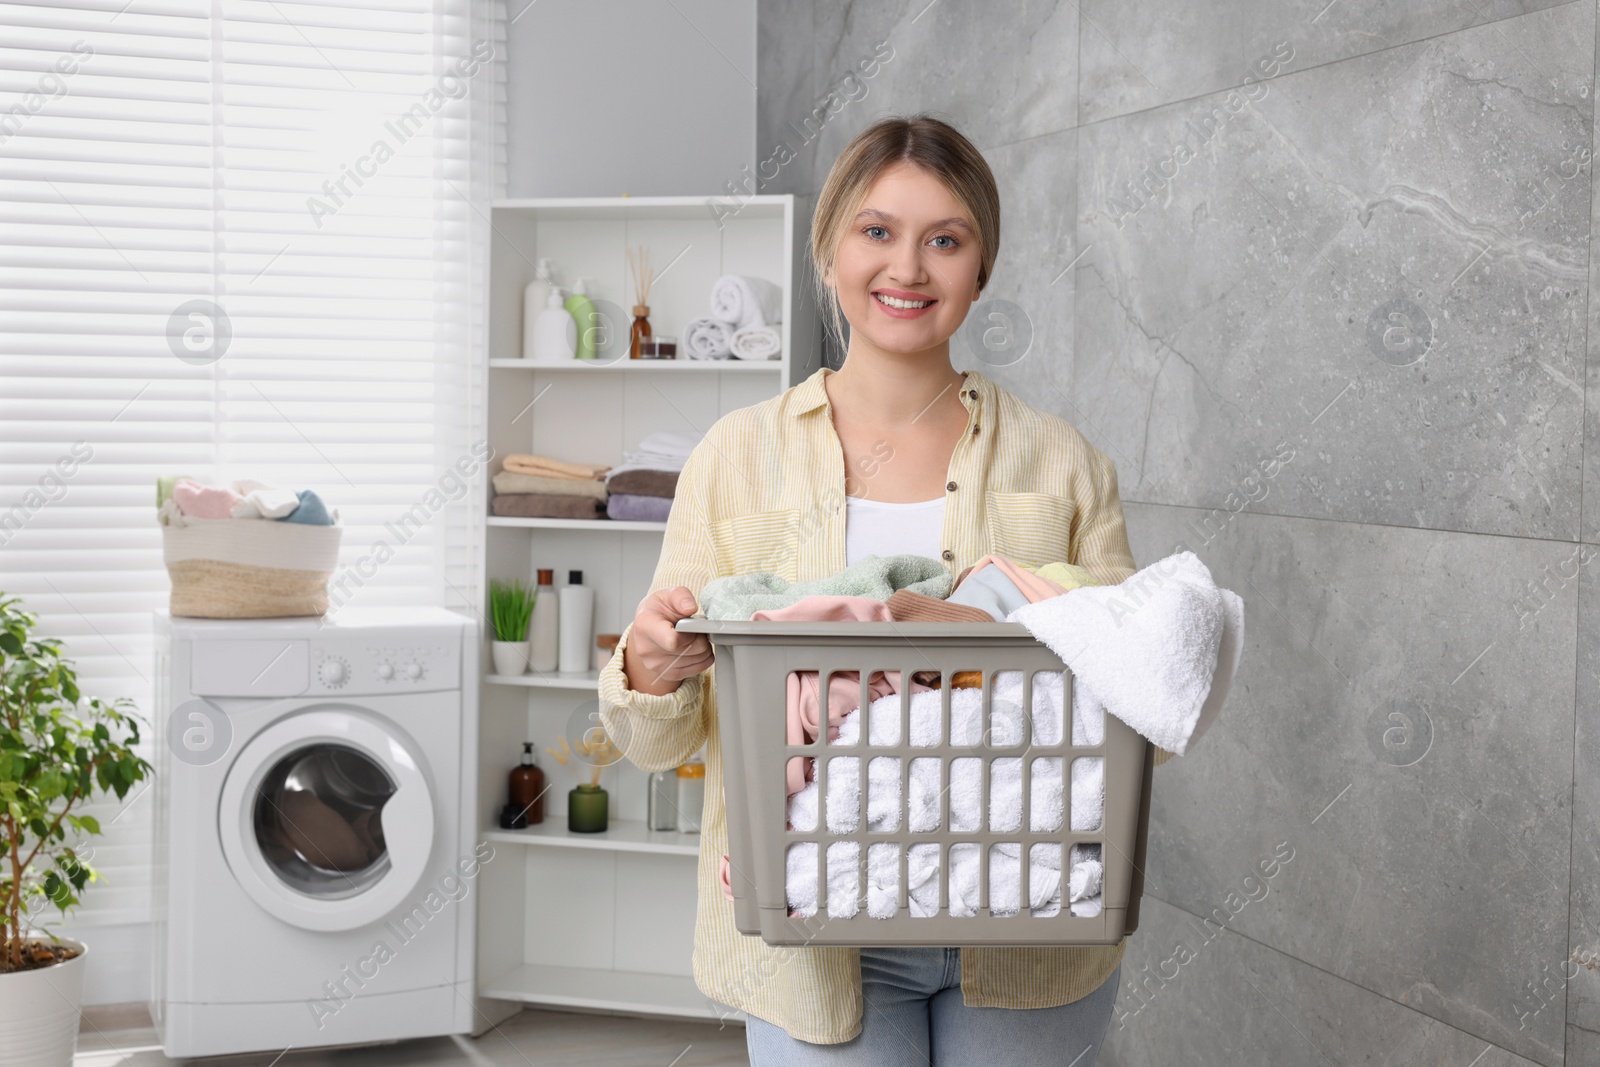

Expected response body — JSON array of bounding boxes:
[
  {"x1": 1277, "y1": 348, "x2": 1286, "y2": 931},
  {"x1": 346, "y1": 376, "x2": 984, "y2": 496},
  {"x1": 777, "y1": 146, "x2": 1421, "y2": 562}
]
[
  {"x1": 493, "y1": 469, "x2": 608, "y2": 501},
  {"x1": 887, "y1": 589, "x2": 995, "y2": 623},
  {"x1": 605, "y1": 468, "x2": 679, "y2": 498},
  {"x1": 491, "y1": 493, "x2": 606, "y2": 520}
]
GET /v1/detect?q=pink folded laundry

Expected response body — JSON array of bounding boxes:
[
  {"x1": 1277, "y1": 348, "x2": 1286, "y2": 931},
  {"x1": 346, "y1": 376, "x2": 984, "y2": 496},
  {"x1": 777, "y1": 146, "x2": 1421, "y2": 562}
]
[
  {"x1": 748, "y1": 596, "x2": 944, "y2": 796},
  {"x1": 172, "y1": 479, "x2": 241, "y2": 519}
]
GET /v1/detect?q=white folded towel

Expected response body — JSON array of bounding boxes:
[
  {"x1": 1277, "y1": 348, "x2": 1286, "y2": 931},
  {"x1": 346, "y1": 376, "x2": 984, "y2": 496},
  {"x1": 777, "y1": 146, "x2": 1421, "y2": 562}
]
[
  {"x1": 606, "y1": 429, "x2": 704, "y2": 479},
  {"x1": 710, "y1": 275, "x2": 784, "y2": 330},
  {"x1": 730, "y1": 326, "x2": 782, "y2": 361},
  {"x1": 230, "y1": 479, "x2": 300, "y2": 520},
  {"x1": 1009, "y1": 551, "x2": 1244, "y2": 756},
  {"x1": 784, "y1": 673, "x2": 1105, "y2": 919},
  {"x1": 786, "y1": 839, "x2": 1103, "y2": 919},
  {"x1": 683, "y1": 316, "x2": 733, "y2": 360}
]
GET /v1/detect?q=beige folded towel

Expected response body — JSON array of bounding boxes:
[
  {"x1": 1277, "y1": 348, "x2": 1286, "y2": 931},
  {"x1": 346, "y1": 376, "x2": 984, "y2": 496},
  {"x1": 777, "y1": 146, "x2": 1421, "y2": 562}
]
[
  {"x1": 503, "y1": 453, "x2": 611, "y2": 481},
  {"x1": 493, "y1": 470, "x2": 608, "y2": 501}
]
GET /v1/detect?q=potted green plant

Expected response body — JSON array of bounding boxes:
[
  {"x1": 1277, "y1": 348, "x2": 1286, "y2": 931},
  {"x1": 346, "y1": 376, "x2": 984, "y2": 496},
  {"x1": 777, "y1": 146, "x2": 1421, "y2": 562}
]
[
  {"x1": 489, "y1": 578, "x2": 536, "y2": 676},
  {"x1": 1, "y1": 593, "x2": 151, "y2": 1066}
]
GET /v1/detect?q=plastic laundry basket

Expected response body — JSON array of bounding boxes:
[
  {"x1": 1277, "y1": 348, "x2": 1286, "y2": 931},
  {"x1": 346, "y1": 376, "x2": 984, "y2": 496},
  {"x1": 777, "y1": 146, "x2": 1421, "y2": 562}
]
[{"x1": 675, "y1": 618, "x2": 1153, "y2": 948}]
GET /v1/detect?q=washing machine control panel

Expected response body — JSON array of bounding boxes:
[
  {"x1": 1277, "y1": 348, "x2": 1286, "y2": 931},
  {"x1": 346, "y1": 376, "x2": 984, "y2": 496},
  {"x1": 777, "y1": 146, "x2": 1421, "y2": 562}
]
[{"x1": 310, "y1": 636, "x2": 460, "y2": 694}]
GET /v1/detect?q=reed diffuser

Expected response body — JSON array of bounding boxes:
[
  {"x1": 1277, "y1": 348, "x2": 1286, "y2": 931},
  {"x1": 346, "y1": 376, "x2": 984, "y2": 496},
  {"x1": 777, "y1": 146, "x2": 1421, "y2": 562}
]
[
  {"x1": 546, "y1": 732, "x2": 622, "y2": 832},
  {"x1": 626, "y1": 244, "x2": 654, "y2": 359}
]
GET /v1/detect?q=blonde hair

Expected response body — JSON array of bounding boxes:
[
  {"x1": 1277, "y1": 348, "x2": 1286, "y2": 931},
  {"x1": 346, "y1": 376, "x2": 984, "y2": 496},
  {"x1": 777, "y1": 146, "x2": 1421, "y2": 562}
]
[{"x1": 810, "y1": 113, "x2": 1001, "y2": 351}]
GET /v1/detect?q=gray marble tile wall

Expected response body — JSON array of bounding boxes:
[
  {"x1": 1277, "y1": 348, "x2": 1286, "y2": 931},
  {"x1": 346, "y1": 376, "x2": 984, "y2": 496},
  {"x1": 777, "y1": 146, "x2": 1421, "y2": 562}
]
[{"x1": 757, "y1": 2, "x2": 1599, "y2": 1063}]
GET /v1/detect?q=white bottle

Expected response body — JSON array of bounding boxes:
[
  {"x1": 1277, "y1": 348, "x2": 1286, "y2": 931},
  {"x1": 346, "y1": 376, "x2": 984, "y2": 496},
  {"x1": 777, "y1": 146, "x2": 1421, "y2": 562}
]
[
  {"x1": 521, "y1": 257, "x2": 556, "y2": 360},
  {"x1": 530, "y1": 568, "x2": 559, "y2": 672},
  {"x1": 558, "y1": 569, "x2": 594, "y2": 674},
  {"x1": 531, "y1": 288, "x2": 575, "y2": 363}
]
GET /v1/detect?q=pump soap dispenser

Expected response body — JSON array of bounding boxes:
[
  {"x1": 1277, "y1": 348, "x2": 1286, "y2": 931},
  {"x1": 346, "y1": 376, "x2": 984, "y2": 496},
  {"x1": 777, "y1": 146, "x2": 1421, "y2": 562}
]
[
  {"x1": 521, "y1": 257, "x2": 557, "y2": 361},
  {"x1": 564, "y1": 279, "x2": 598, "y2": 361},
  {"x1": 499, "y1": 741, "x2": 546, "y2": 828},
  {"x1": 531, "y1": 288, "x2": 575, "y2": 363}
]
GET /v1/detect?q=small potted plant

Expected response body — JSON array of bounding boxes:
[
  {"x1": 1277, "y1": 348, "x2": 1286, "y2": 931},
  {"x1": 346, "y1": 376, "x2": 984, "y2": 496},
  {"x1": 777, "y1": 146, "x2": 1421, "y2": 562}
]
[
  {"x1": 1, "y1": 593, "x2": 151, "y2": 1065},
  {"x1": 489, "y1": 577, "x2": 536, "y2": 676}
]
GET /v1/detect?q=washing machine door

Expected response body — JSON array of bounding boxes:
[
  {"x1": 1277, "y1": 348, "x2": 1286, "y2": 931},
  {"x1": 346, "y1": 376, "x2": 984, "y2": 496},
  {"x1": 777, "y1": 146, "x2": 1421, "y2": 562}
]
[{"x1": 218, "y1": 706, "x2": 435, "y2": 932}]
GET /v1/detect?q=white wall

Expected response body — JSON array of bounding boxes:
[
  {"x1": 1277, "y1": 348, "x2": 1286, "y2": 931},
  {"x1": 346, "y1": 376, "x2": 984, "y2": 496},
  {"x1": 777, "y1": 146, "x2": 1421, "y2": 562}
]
[{"x1": 506, "y1": 0, "x2": 756, "y2": 198}]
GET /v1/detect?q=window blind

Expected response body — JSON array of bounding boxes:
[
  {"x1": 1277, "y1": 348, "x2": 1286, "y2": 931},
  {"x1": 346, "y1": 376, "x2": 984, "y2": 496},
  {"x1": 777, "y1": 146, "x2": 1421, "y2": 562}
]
[{"x1": 0, "y1": 0, "x2": 504, "y2": 925}]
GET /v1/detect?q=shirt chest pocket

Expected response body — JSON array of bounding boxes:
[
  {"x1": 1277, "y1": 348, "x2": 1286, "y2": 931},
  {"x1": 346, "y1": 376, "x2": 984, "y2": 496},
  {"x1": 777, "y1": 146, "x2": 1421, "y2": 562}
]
[
  {"x1": 984, "y1": 491, "x2": 1076, "y2": 568},
  {"x1": 708, "y1": 507, "x2": 800, "y2": 579}
]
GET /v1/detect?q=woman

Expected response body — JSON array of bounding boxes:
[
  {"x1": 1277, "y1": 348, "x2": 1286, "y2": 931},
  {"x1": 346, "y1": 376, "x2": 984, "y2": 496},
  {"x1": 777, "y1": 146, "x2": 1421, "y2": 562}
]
[{"x1": 598, "y1": 114, "x2": 1157, "y2": 1065}]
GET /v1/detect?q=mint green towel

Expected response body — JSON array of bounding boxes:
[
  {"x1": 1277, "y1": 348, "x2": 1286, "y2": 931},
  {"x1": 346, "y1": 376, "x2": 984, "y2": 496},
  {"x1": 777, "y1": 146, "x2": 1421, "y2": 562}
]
[
  {"x1": 699, "y1": 553, "x2": 952, "y2": 621},
  {"x1": 156, "y1": 474, "x2": 197, "y2": 508}
]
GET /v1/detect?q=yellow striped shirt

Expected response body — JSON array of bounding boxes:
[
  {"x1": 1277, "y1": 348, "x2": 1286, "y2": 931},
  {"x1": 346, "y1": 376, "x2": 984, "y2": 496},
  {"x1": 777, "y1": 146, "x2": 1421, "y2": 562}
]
[{"x1": 597, "y1": 364, "x2": 1172, "y2": 1044}]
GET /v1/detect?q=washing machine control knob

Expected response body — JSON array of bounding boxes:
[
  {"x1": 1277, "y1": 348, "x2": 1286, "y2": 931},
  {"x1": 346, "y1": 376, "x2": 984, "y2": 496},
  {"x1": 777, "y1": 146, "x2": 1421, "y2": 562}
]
[
  {"x1": 319, "y1": 658, "x2": 349, "y2": 687},
  {"x1": 404, "y1": 662, "x2": 424, "y2": 680},
  {"x1": 377, "y1": 662, "x2": 395, "y2": 680}
]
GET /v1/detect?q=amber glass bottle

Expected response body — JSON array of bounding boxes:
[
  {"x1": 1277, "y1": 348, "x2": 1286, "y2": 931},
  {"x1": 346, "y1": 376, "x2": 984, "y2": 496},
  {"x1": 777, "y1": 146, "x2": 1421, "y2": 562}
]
[
  {"x1": 629, "y1": 304, "x2": 652, "y2": 359},
  {"x1": 508, "y1": 742, "x2": 545, "y2": 825}
]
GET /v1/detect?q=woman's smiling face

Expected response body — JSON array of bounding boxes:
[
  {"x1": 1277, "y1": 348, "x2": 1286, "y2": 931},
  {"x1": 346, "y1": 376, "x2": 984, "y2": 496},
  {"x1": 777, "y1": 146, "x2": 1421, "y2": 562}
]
[{"x1": 830, "y1": 160, "x2": 982, "y2": 357}]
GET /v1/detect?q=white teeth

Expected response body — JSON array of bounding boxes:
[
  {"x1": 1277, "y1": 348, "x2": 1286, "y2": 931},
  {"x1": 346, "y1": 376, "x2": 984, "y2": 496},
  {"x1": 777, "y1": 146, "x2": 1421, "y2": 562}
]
[{"x1": 875, "y1": 293, "x2": 932, "y2": 309}]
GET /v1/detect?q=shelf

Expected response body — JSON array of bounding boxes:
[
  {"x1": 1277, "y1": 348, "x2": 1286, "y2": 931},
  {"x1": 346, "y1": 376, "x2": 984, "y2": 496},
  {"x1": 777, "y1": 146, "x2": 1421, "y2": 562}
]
[
  {"x1": 487, "y1": 668, "x2": 599, "y2": 690},
  {"x1": 484, "y1": 818, "x2": 701, "y2": 857},
  {"x1": 487, "y1": 516, "x2": 667, "y2": 532},
  {"x1": 490, "y1": 358, "x2": 780, "y2": 371},
  {"x1": 481, "y1": 962, "x2": 734, "y2": 1020}
]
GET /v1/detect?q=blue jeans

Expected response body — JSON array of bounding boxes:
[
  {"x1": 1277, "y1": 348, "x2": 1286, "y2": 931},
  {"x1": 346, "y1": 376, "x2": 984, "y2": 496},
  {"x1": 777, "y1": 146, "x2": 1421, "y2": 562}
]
[{"x1": 744, "y1": 947, "x2": 1121, "y2": 1066}]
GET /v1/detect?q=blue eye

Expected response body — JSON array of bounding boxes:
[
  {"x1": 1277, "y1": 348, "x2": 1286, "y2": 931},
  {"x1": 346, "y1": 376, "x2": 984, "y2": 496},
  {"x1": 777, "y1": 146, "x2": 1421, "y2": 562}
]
[
  {"x1": 931, "y1": 235, "x2": 958, "y2": 249},
  {"x1": 865, "y1": 225, "x2": 888, "y2": 239}
]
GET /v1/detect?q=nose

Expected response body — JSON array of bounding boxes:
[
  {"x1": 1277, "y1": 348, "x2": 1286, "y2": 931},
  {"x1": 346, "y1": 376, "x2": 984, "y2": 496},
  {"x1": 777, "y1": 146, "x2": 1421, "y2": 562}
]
[{"x1": 886, "y1": 236, "x2": 927, "y2": 287}]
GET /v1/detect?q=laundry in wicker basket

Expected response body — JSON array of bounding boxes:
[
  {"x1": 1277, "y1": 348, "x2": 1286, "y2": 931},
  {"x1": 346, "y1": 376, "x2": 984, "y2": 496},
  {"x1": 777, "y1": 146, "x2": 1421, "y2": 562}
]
[{"x1": 157, "y1": 479, "x2": 342, "y2": 618}]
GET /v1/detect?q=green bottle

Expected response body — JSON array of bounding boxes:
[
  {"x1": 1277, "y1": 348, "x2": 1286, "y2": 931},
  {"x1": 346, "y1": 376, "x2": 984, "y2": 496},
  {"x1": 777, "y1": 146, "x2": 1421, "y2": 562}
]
[{"x1": 564, "y1": 278, "x2": 598, "y2": 361}]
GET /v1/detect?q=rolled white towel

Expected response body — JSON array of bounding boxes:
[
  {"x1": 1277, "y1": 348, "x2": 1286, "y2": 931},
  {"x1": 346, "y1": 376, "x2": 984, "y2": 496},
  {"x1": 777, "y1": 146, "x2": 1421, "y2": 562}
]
[
  {"x1": 710, "y1": 275, "x2": 784, "y2": 330},
  {"x1": 683, "y1": 316, "x2": 733, "y2": 360},
  {"x1": 730, "y1": 326, "x2": 782, "y2": 361}
]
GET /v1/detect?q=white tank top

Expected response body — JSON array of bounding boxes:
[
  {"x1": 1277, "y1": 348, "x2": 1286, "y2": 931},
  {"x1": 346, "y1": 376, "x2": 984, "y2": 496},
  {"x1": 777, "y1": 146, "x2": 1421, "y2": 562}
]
[{"x1": 844, "y1": 494, "x2": 946, "y2": 566}]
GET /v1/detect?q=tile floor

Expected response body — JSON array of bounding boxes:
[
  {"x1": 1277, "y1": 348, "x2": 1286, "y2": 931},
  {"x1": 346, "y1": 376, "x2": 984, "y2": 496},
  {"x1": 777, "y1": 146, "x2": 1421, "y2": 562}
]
[{"x1": 74, "y1": 1003, "x2": 750, "y2": 1066}]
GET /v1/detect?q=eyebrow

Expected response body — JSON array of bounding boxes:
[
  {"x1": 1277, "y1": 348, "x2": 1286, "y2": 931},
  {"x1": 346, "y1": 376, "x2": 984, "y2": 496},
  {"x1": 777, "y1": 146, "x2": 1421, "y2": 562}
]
[{"x1": 854, "y1": 207, "x2": 973, "y2": 234}]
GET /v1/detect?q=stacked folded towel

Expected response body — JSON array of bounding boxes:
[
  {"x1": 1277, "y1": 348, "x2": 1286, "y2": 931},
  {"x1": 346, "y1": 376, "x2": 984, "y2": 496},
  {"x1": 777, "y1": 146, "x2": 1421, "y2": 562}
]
[
  {"x1": 684, "y1": 274, "x2": 784, "y2": 361},
  {"x1": 157, "y1": 476, "x2": 337, "y2": 527},
  {"x1": 604, "y1": 430, "x2": 702, "y2": 522},
  {"x1": 492, "y1": 453, "x2": 611, "y2": 520}
]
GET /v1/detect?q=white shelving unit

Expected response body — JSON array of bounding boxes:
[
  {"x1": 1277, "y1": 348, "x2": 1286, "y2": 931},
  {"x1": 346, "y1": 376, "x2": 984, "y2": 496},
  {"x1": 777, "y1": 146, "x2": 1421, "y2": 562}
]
[{"x1": 472, "y1": 194, "x2": 819, "y2": 1028}]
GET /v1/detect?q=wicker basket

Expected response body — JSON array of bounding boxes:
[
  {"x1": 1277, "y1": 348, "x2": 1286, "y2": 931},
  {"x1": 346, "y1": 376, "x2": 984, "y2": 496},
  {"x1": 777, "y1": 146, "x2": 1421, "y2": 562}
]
[
  {"x1": 675, "y1": 617, "x2": 1154, "y2": 948},
  {"x1": 161, "y1": 518, "x2": 342, "y2": 619}
]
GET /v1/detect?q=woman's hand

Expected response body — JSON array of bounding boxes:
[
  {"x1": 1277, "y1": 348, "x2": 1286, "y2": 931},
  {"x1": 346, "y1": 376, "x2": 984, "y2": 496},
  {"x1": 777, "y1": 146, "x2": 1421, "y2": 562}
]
[{"x1": 621, "y1": 586, "x2": 714, "y2": 697}]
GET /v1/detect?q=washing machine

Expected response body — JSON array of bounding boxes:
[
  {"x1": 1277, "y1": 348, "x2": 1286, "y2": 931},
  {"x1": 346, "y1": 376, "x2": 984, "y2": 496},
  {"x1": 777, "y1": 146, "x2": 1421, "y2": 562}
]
[{"x1": 150, "y1": 606, "x2": 481, "y2": 1059}]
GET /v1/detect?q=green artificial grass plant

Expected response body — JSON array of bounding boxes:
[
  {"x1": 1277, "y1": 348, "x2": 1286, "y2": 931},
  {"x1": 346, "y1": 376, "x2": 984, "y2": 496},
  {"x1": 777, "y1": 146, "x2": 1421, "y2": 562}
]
[{"x1": 489, "y1": 578, "x2": 537, "y2": 642}]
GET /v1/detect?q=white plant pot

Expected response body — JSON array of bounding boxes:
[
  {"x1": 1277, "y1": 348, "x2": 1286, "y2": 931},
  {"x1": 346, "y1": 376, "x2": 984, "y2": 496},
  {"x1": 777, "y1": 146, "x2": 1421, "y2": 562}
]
[
  {"x1": 0, "y1": 936, "x2": 88, "y2": 1067},
  {"x1": 491, "y1": 640, "x2": 531, "y2": 675}
]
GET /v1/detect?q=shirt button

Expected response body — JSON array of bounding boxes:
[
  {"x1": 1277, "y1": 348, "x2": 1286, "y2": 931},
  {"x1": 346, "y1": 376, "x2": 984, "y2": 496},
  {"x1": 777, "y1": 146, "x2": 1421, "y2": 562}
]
[
  {"x1": 971, "y1": 425, "x2": 979, "y2": 435},
  {"x1": 946, "y1": 480, "x2": 957, "y2": 492},
  {"x1": 942, "y1": 549, "x2": 954, "y2": 561},
  {"x1": 967, "y1": 389, "x2": 977, "y2": 399}
]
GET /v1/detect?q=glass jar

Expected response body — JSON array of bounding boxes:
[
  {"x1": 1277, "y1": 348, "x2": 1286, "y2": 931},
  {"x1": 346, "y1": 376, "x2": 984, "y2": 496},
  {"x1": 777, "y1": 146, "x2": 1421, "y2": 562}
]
[
  {"x1": 675, "y1": 761, "x2": 705, "y2": 832},
  {"x1": 647, "y1": 770, "x2": 678, "y2": 831}
]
